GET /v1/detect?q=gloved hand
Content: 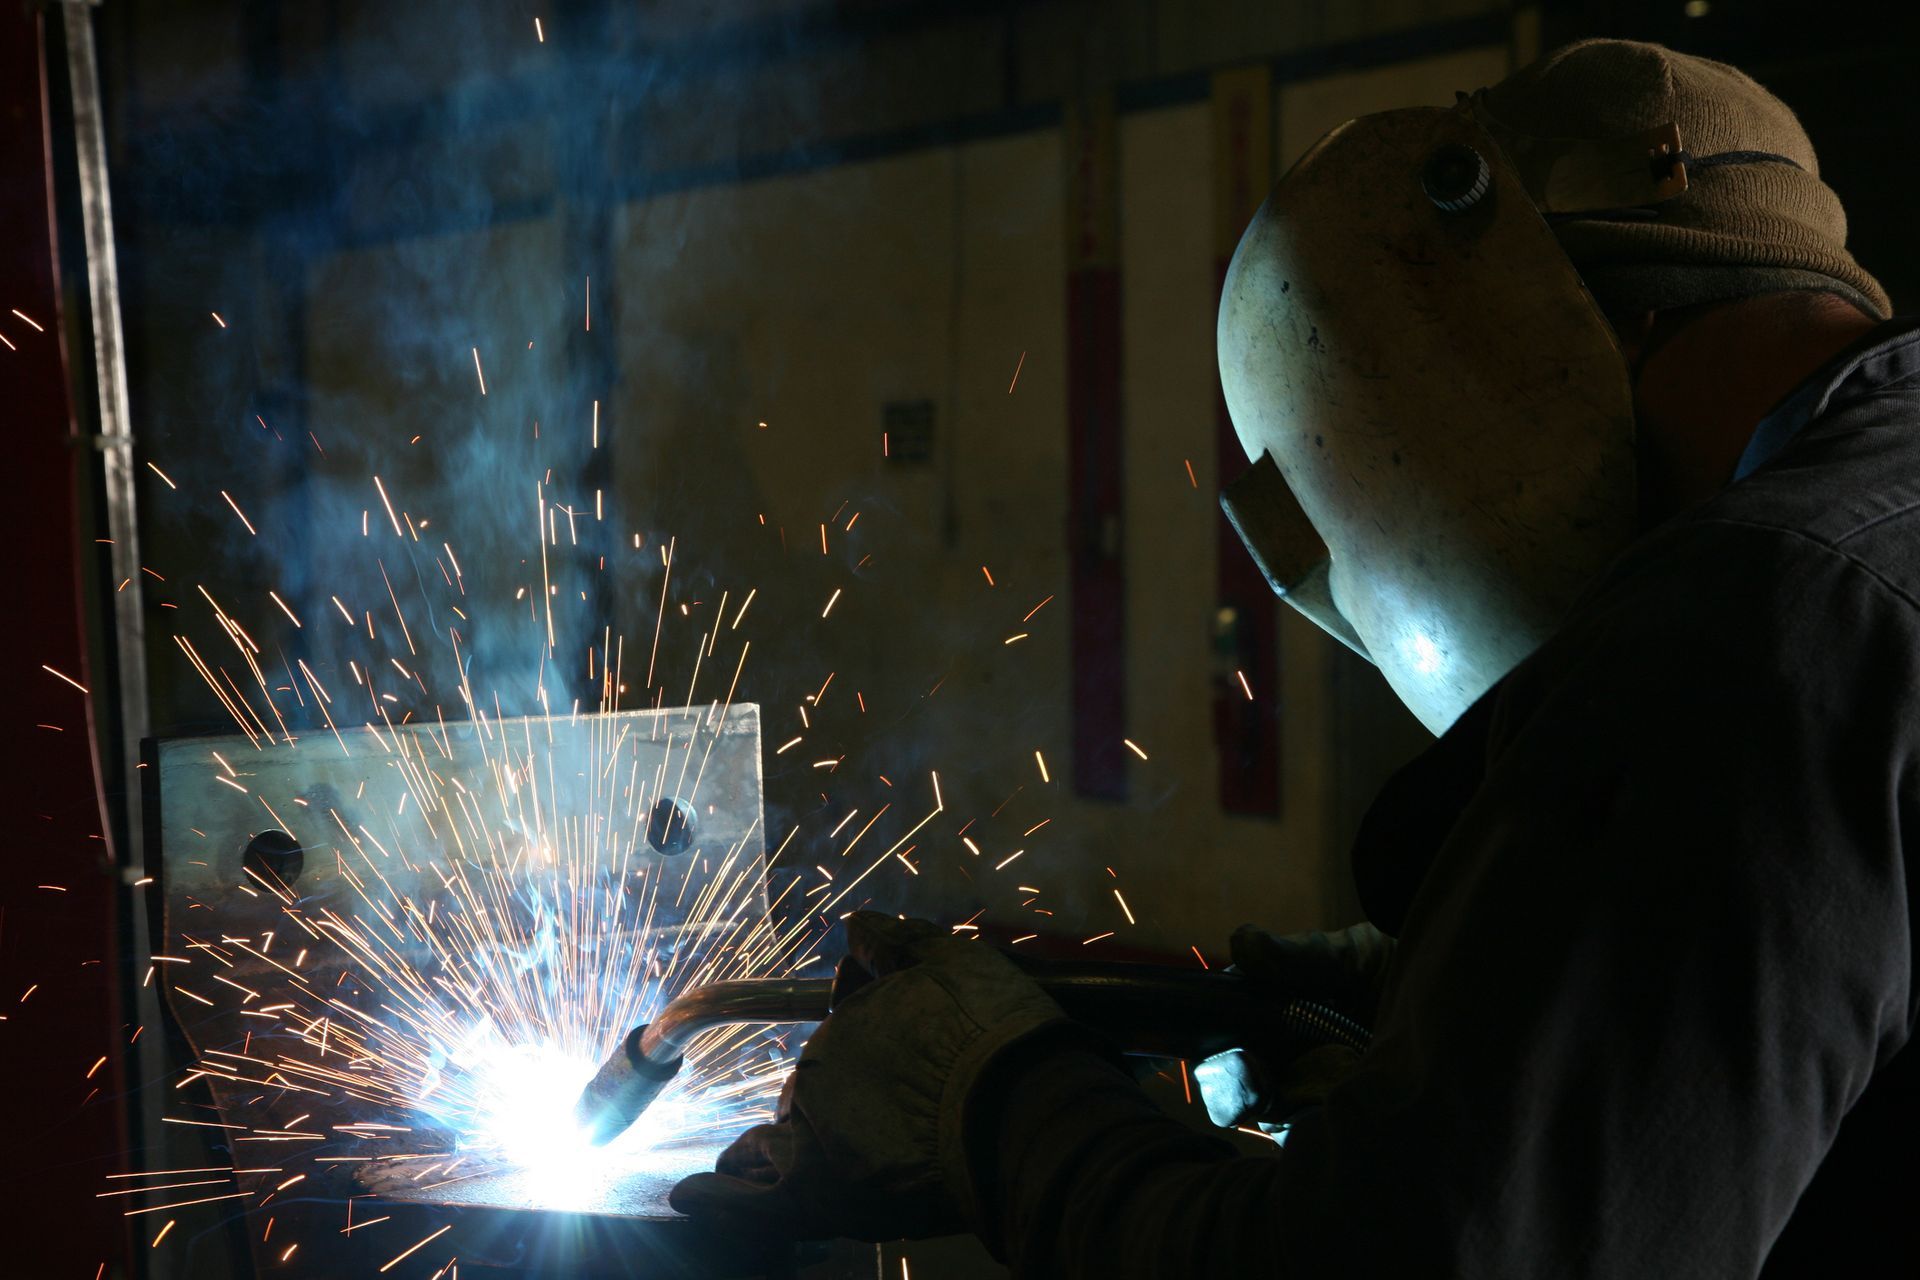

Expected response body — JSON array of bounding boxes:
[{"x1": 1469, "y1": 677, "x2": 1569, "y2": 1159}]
[
  {"x1": 1194, "y1": 921, "x2": 1394, "y2": 1130},
  {"x1": 668, "y1": 912, "x2": 1071, "y2": 1241}
]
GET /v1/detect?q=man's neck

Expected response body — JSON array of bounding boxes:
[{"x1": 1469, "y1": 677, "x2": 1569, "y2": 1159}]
[{"x1": 1633, "y1": 292, "x2": 1881, "y2": 526}]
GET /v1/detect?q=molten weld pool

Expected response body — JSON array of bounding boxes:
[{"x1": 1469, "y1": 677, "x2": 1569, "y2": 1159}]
[{"x1": 382, "y1": 1038, "x2": 761, "y2": 1215}]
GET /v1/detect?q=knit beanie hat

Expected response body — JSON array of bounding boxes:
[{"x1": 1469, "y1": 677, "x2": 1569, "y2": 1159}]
[{"x1": 1478, "y1": 39, "x2": 1891, "y2": 318}]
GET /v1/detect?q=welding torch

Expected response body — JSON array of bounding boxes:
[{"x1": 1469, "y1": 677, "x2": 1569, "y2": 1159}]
[{"x1": 573, "y1": 952, "x2": 1371, "y2": 1146}]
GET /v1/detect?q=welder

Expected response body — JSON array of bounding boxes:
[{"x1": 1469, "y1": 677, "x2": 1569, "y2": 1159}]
[{"x1": 671, "y1": 40, "x2": 1916, "y2": 1276}]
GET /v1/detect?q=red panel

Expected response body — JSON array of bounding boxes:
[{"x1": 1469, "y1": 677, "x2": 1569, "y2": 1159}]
[
  {"x1": 1066, "y1": 267, "x2": 1127, "y2": 800},
  {"x1": 0, "y1": 9, "x2": 133, "y2": 1275},
  {"x1": 1064, "y1": 97, "x2": 1127, "y2": 802},
  {"x1": 1211, "y1": 70, "x2": 1281, "y2": 817}
]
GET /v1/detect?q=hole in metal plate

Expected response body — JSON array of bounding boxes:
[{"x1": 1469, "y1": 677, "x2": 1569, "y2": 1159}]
[
  {"x1": 646, "y1": 797, "x2": 696, "y2": 856},
  {"x1": 242, "y1": 828, "x2": 304, "y2": 890}
]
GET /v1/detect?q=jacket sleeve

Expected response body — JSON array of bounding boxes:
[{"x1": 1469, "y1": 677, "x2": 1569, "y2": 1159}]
[{"x1": 974, "y1": 522, "x2": 1916, "y2": 1278}]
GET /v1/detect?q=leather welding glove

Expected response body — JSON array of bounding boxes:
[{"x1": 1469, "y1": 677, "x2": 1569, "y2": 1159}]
[
  {"x1": 668, "y1": 911, "x2": 1074, "y2": 1241},
  {"x1": 1194, "y1": 921, "x2": 1394, "y2": 1130}
]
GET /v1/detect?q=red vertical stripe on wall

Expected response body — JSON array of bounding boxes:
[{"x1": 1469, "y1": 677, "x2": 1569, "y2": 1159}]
[
  {"x1": 1064, "y1": 96, "x2": 1128, "y2": 800},
  {"x1": 1211, "y1": 67, "x2": 1281, "y2": 817}
]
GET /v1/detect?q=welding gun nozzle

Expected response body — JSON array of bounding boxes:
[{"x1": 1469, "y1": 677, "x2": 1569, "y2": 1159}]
[{"x1": 574, "y1": 1023, "x2": 683, "y2": 1147}]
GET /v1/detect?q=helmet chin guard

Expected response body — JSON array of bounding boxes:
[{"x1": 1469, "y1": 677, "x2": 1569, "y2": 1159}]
[{"x1": 1218, "y1": 104, "x2": 1636, "y2": 734}]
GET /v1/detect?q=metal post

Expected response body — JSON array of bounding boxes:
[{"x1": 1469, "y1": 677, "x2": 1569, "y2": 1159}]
[{"x1": 60, "y1": 7, "x2": 173, "y2": 1272}]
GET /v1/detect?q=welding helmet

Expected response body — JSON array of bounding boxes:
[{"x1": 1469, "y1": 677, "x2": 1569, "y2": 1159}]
[{"x1": 1216, "y1": 96, "x2": 1681, "y2": 733}]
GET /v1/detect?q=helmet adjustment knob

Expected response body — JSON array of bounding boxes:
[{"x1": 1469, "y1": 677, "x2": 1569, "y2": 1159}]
[{"x1": 1422, "y1": 143, "x2": 1491, "y2": 212}]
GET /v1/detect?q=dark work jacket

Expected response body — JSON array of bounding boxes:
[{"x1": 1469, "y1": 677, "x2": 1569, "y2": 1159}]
[{"x1": 978, "y1": 320, "x2": 1920, "y2": 1277}]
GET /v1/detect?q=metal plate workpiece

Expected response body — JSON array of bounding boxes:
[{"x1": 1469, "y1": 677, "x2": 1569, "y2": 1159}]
[
  {"x1": 147, "y1": 705, "x2": 775, "y2": 1274},
  {"x1": 155, "y1": 703, "x2": 765, "y2": 956}
]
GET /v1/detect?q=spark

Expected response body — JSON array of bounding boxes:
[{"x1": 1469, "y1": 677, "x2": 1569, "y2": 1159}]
[
  {"x1": 472, "y1": 347, "x2": 487, "y2": 395},
  {"x1": 1123, "y1": 738, "x2": 1148, "y2": 760},
  {"x1": 536, "y1": 17, "x2": 545, "y2": 43},
  {"x1": 1114, "y1": 889, "x2": 1136, "y2": 925},
  {"x1": 372, "y1": 477, "x2": 403, "y2": 535},
  {"x1": 1034, "y1": 750, "x2": 1050, "y2": 783},
  {"x1": 42, "y1": 664, "x2": 89, "y2": 694},
  {"x1": 147, "y1": 461, "x2": 178, "y2": 490},
  {"x1": 220, "y1": 491, "x2": 258, "y2": 536},
  {"x1": 380, "y1": 1224, "x2": 452, "y2": 1273},
  {"x1": 1021, "y1": 594, "x2": 1053, "y2": 622},
  {"x1": 96, "y1": 1178, "x2": 230, "y2": 1198},
  {"x1": 128, "y1": 1192, "x2": 250, "y2": 1217},
  {"x1": 152, "y1": 1220, "x2": 176, "y2": 1245},
  {"x1": 1083, "y1": 931, "x2": 1115, "y2": 945},
  {"x1": 1184, "y1": 459, "x2": 1198, "y2": 488},
  {"x1": 11, "y1": 308, "x2": 44, "y2": 331},
  {"x1": 211, "y1": 313, "x2": 227, "y2": 328},
  {"x1": 1004, "y1": 633, "x2": 1028, "y2": 644},
  {"x1": 1236, "y1": 669, "x2": 1254, "y2": 700},
  {"x1": 822, "y1": 588, "x2": 842, "y2": 618},
  {"x1": 1008, "y1": 350, "x2": 1027, "y2": 393},
  {"x1": 268, "y1": 592, "x2": 302, "y2": 628},
  {"x1": 982, "y1": 566, "x2": 995, "y2": 586},
  {"x1": 106, "y1": 1167, "x2": 265, "y2": 1179}
]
